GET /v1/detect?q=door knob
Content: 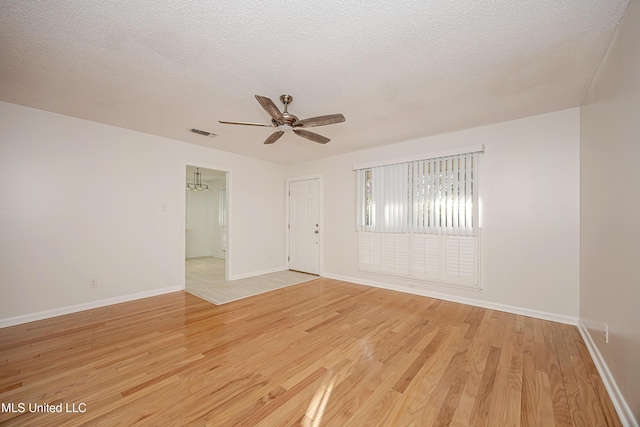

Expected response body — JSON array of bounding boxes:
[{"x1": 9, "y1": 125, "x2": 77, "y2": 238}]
[{"x1": 314, "y1": 230, "x2": 319, "y2": 234}]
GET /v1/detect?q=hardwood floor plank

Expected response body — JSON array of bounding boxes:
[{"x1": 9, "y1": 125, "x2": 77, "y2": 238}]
[
  {"x1": 571, "y1": 353, "x2": 609, "y2": 426},
  {"x1": 449, "y1": 310, "x2": 499, "y2": 427},
  {"x1": 0, "y1": 279, "x2": 621, "y2": 426},
  {"x1": 520, "y1": 319, "x2": 538, "y2": 427},
  {"x1": 503, "y1": 315, "x2": 524, "y2": 427},
  {"x1": 535, "y1": 370, "x2": 555, "y2": 427},
  {"x1": 392, "y1": 328, "x2": 447, "y2": 394},
  {"x1": 354, "y1": 390, "x2": 403, "y2": 426},
  {"x1": 553, "y1": 322, "x2": 590, "y2": 426},
  {"x1": 469, "y1": 345, "x2": 501, "y2": 427},
  {"x1": 248, "y1": 367, "x2": 328, "y2": 427},
  {"x1": 434, "y1": 368, "x2": 470, "y2": 427},
  {"x1": 486, "y1": 313, "x2": 515, "y2": 425},
  {"x1": 390, "y1": 327, "x2": 469, "y2": 426},
  {"x1": 562, "y1": 324, "x2": 609, "y2": 426},
  {"x1": 589, "y1": 372, "x2": 623, "y2": 427},
  {"x1": 544, "y1": 332, "x2": 573, "y2": 427},
  {"x1": 568, "y1": 319, "x2": 623, "y2": 426},
  {"x1": 387, "y1": 356, "x2": 451, "y2": 425},
  {"x1": 343, "y1": 382, "x2": 402, "y2": 426}
]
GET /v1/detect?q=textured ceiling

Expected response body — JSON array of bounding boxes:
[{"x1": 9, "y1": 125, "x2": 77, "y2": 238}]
[{"x1": 0, "y1": 0, "x2": 629, "y2": 165}]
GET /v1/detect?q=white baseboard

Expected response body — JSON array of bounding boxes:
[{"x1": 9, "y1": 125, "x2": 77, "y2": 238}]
[
  {"x1": 186, "y1": 252, "x2": 215, "y2": 259},
  {"x1": 230, "y1": 266, "x2": 286, "y2": 280},
  {"x1": 578, "y1": 320, "x2": 638, "y2": 427},
  {"x1": 322, "y1": 273, "x2": 578, "y2": 325},
  {"x1": 0, "y1": 286, "x2": 183, "y2": 328}
]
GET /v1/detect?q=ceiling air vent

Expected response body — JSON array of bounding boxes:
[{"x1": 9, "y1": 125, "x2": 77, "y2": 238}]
[{"x1": 190, "y1": 128, "x2": 216, "y2": 137}]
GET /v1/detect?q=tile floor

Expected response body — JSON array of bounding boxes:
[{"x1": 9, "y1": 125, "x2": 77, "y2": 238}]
[{"x1": 185, "y1": 256, "x2": 318, "y2": 305}]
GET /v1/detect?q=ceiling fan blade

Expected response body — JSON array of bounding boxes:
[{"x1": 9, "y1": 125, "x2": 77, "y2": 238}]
[
  {"x1": 293, "y1": 129, "x2": 330, "y2": 144},
  {"x1": 218, "y1": 120, "x2": 273, "y2": 127},
  {"x1": 264, "y1": 131, "x2": 285, "y2": 145},
  {"x1": 295, "y1": 114, "x2": 345, "y2": 128},
  {"x1": 255, "y1": 95, "x2": 284, "y2": 124}
]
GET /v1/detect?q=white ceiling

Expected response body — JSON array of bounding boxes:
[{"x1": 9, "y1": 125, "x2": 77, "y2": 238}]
[{"x1": 1, "y1": 1, "x2": 629, "y2": 165}]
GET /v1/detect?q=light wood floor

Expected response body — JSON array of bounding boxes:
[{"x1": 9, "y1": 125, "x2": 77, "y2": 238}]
[
  {"x1": 185, "y1": 256, "x2": 317, "y2": 305},
  {"x1": 0, "y1": 279, "x2": 621, "y2": 426}
]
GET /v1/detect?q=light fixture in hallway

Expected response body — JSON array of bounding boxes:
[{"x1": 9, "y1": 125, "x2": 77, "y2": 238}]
[{"x1": 186, "y1": 168, "x2": 211, "y2": 191}]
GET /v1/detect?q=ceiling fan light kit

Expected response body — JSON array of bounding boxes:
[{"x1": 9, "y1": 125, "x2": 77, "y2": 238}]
[{"x1": 219, "y1": 94, "x2": 345, "y2": 145}]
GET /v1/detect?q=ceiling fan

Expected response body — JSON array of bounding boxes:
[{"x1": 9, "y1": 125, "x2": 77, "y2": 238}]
[{"x1": 219, "y1": 95, "x2": 345, "y2": 145}]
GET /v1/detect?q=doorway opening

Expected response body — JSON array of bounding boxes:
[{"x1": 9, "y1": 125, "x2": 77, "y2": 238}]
[{"x1": 185, "y1": 165, "x2": 229, "y2": 292}]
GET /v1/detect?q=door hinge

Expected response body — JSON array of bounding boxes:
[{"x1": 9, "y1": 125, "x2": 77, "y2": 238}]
[
  {"x1": 288, "y1": 256, "x2": 290, "y2": 262},
  {"x1": 288, "y1": 223, "x2": 290, "y2": 229}
]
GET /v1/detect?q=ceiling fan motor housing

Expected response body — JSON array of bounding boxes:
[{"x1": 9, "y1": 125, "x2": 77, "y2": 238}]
[{"x1": 272, "y1": 112, "x2": 298, "y2": 127}]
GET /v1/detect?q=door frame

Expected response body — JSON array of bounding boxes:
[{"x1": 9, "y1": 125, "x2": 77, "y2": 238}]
[
  {"x1": 182, "y1": 162, "x2": 232, "y2": 285},
  {"x1": 285, "y1": 174, "x2": 324, "y2": 276}
]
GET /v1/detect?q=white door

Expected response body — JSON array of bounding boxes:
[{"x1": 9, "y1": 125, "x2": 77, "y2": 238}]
[{"x1": 289, "y1": 178, "x2": 320, "y2": 274}]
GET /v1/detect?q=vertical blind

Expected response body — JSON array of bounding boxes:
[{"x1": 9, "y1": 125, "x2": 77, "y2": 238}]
[{"x1": 356, "y1": 152, "x2": 478, "y2": 236}]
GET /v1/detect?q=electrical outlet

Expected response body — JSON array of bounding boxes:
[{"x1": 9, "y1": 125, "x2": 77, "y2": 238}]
[
  {"x1": 89, "y1": 279, "x2": 98, "y2": 288},
  {"x1": 604, "y1": 323, "x2": 609, "y2": 344}
]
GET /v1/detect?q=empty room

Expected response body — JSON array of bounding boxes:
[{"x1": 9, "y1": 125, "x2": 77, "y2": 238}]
[{"x1": 1, "y1": 1, "x2": 638, "y2": 426}]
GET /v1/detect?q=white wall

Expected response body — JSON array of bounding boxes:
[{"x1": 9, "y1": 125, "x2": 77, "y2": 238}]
[
  {"x1": 0, "y1": 101, "x2": 286, "y2": 323},
  {"x1": 287, "y1": 108, "x2": 581, "y2": 320},
  {"x1": 186, "y1": 177, "x2": 226, "y2": 259},
  {"x1": 580, "y1": 0, "x2": 640, "y2": 423}
]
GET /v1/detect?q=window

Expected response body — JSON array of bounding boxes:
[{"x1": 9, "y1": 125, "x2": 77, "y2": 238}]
[
  {"x1": 364, "y1": 169, "x2": 373, "y2": 227},
  {"x1": 354, "y1": 146, "x2": 482, "y2": 289},
  {"x1": 356, "y1": 153, "x2": 477, "y2": 235}
]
